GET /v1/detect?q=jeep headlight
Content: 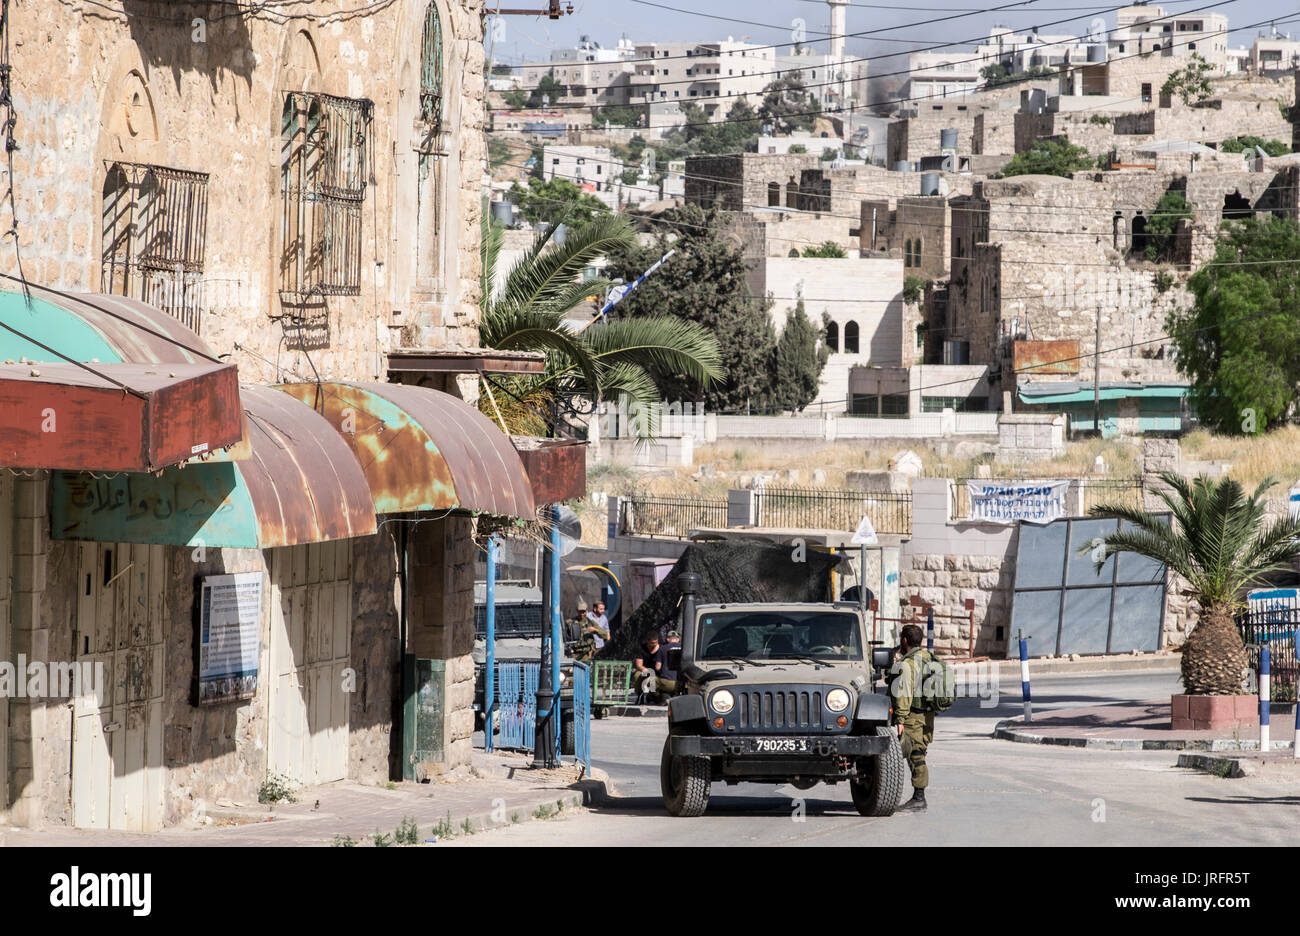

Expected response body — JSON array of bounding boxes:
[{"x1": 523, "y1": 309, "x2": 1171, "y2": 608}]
[
  {"x1": 710, "y1": 689, "x2": 735, "y2": 714},
  {"x1": 826, "y1": 688, "x2": 851, "y2": 713}
]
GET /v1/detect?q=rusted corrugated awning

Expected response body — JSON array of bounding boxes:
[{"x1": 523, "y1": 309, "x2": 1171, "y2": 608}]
[
  {"x1": 277, "y1": 380, "x2": 536, "y2": 519},
  {"x1": 52, "y1": 385, "x2": 377, "y2": 548}
]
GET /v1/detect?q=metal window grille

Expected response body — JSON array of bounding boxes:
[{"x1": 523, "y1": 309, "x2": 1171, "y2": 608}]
[
  {"x1": 101, "y1": 162, "x2": 209, "y2": 334},
  {"x1": 280, "y1": 92, "x2": 372, "y2": 302},
  {"x1": 754, "y1": 486, "x2": 912, "y2": 535},
  {"x1": 619, "y1": 495, "x2": 729, "y2": 538},
  {"x1": 420, "y1": 2, "x2": 444, "y2": 129}
]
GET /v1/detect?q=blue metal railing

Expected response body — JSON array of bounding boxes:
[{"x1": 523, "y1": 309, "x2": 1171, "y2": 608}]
[
  {"x1": 497, "y1": 662, "x2": 539, "y2": 751},
  {"x1": 572, "y1": 662, "x2": 591, "y2": 772}
]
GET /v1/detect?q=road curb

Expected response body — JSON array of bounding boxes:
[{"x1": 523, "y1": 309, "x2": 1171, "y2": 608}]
[
  {"x1": 994, "y1": 718, "x2": 1295, "y2": 752},
  {"x1": 1176, "y1": 752, "x2": 1251, "y2": 778}
]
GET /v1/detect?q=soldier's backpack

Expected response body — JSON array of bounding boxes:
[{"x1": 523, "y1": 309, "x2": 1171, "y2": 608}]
[{"x1": 916, "y1": 651, "x2": 956, "y2": 712}]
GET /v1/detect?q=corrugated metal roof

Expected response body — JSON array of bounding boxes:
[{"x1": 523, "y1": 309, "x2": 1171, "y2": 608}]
[
  {"x1": 277, "y1": 380, "x2": 537, "y2": 519},
  {"x1": 1018, "y1": 382, "x2": 1188, "y2": 404}
]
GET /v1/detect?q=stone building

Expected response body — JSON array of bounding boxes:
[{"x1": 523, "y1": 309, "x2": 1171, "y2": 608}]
[{"x1": 0, "y1": 1, "x2": 578, "y2": 833}]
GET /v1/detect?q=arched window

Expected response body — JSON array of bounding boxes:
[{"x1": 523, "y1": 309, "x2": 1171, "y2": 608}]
[
  {"x1": 915, "y1": 237, "x2": 923, "y2": 268},
  {"x1": 825, "y1": 320, "x2": 839, "y2": 352},
  {"x1": 420, "y1": 2, "x2": 444, "y2": 129},
  {"x1": 768, "y1": 181, "x2": 780, "y2": 206},
  {"x1": 904, "y1": 238, "x2": 913, "y2": 267},
  {"x1": 844, "y1": 320, "x2": 860, "y2": 354}
]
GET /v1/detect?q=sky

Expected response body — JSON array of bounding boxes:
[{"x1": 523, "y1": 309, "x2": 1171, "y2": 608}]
[{"x1": 485, "y1": 0, "x2": 1300, "y2": 74}]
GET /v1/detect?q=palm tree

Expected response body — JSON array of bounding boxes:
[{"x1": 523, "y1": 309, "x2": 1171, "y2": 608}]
[
  {"x1": 479, "y1": 213, "x2": 723, "y2": 438},
  {"x1": 1086, "y1": 472, "x2": 1300, "y2": 695}
]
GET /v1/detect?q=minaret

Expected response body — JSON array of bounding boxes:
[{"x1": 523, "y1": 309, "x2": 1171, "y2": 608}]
[{"x1": 828, "y1": 0, "x2": 849, "y2": 108}]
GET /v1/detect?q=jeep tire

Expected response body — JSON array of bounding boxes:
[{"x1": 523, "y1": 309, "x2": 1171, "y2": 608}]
[
  {"x1": 850, "y1": 726, "x2": 906, "y2": 817},
  {"x1": 561, "y1": 717, "x2": 576, "y2": 756},
  {"x1": 660, "y1": 738, "x2": 711, "y2": 817}
]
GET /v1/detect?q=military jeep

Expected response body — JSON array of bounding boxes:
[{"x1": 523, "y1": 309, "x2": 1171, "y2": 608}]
[{"x1": 660, "y1": 574, "x2": 905, "y2": 817}]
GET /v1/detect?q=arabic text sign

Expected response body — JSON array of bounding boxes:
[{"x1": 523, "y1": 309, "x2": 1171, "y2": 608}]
[
  {"x1": 966, "y1": 480, "x2": 1069, "y2": 525},
  {"x1": 198, "y1": 572, "x2": 262, "y2": 705}
]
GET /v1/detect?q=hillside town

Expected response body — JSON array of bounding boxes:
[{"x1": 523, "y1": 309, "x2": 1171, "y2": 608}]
[{"x1": 0, "y1": 0, "x2": 1295, "y2": 880}]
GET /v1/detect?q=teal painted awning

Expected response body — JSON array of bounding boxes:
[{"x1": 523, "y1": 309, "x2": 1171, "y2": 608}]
[
  {"x1": 52, "y1": 386, "x2": 377, "y2": 548},
  {"x1": 1017, "y1": 383, "x2": 1188, "y2": 406}
]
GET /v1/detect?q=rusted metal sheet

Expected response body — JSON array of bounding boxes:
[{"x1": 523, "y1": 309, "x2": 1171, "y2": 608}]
[
  {"x1": 1012, "y1": 340, "x2": 1081, "y2": 377},
  {"x1": 513, "y1": 438, "x2": 587, "y2": 505},
  {"x1": 386, "y1": 347, "x2": 546, "y2": 375},
  {"x1": 277, "y1": 380, "x2": 537, "y2": 518},
  {"x1": 0, "y1": 361, "x2": 241, "y2": 472},
  {"x1": 23, "y1": 286, "x2": 220, "y2": 365},
  {"x1": 51, "y1": 385, "x2": 376, "y2": 547}
]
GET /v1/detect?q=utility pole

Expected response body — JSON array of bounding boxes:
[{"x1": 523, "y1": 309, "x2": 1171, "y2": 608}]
[{"x1": 1093, "y1": 305, "x2": 1102, "y2": 437}]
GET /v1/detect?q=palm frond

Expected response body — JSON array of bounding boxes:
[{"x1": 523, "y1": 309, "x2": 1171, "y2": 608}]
[
  {"x1": 582, "y1": 316, "x2": 725, "y2": 388},
  {"x1": 498, "y1": 215, "x2": 636, "y2": 322}
]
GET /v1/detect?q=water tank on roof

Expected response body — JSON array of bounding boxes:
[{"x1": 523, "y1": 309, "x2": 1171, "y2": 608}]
[
  {"x1": 1088, "y1": 44, "x2": 1107, "y2": 63},
  {"x1": 921, "y1": 172, "x2": 941, "y2": 196},
  {"x1": 940, "y1": 128, "x2": 958, "y2": 151},
  {"x1": 893, "y1": 161, "x2": 912, "y2": 172},
  {"x1": 491, "y1": 200, "x2": 514, "y2": 225}
]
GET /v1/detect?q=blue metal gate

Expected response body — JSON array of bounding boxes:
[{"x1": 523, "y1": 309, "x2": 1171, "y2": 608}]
[
  {"x1": 572, "y1": 662, "x2": 591, "y2": 772},
  {"x1": 497, "y1": 662, "x2": 538, "y2": 751}
]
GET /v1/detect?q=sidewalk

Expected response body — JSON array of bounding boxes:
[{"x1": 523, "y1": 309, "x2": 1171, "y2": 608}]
[
  {"x1": 0, "y1": 751, "x2": 610, "y2": 847},
  {"x1": 995, "y1": 700, "x2": 1295, "y2": 752}
]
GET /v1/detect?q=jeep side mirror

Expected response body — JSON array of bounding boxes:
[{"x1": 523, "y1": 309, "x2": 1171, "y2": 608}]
[
  {"x1": 667, "y1": 648, "x2": 683, "y2": 672},
  {"x1": 871, "y1": 647, "x2": 894, "y2": 670}
]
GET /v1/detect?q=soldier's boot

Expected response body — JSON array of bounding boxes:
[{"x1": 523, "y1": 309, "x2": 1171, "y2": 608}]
[{"x1": 896, "y1": 789, "x2": 927, "y2": 812}]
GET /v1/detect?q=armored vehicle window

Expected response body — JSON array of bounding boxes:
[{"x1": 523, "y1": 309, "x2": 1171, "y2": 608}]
[{"x1": 698, "y1": 611, "x2": 862, "y2": 661}]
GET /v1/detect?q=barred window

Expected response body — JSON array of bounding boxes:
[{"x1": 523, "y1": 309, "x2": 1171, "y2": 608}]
[
  {"x1": 280, "y1": 92, "x2": 373, "y2": 302},
  {"x1": 101, "y1": 162, "x2": 209, "y2": 334},
  {"x1": 420, "y1": 2, "x2": 444, "y2": 129}
]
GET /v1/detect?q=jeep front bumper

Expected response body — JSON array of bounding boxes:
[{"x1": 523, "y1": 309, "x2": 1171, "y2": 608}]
[{"x1": 669, "y1": 734, "x2": 890, "y2": 757}]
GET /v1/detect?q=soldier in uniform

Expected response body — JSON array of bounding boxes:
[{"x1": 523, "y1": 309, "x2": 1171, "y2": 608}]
[{"x1": 890, "y1": 623, "x2": 934, "y2": 812}]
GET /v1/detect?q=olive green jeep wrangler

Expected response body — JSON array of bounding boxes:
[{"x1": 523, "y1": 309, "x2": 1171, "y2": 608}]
[{"x1": 660, "y1": 574, "x2": 905, "y2": 817}]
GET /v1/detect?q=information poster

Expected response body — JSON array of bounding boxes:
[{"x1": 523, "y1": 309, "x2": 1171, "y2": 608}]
[{"x1": 198, "y1": 572, "x2": 262, "y2": 705}]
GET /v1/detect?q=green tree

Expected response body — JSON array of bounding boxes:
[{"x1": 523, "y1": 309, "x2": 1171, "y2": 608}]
[
  {"x1": 604, "y1": 204, "x2": 776, "y2": 412},
  {"x1": 1161, "y1": 53, "x2": 1213, "y2": 106},
  {"x1": 620, "y1": 167, "x2": 640, "y2": 185},
  {"x1": 502, "y1": 89, "x2": 529, "y2": 109},
  {"x1": 508, "y1": 176, "x2": 609, "y2": 226},
  {"x1": 787, "y1": 143, "x2": 808, "y2": 154},
  {"x1": 527, "y1": 70, "x2": 566, "y2": 108},
  {"x1": 758, "y1": 73, "x2": 820, "y2": 135},
  {"x1": 595, "y1": 104, "x2": 642, "y2": 128},
  {"x1": 819, "y1": 148, "x2": 840, "y2": 162},
  {"x1": 1086, "y1": 474, "x2": 1300, "y2": 695},
  {"x1": 902, "y1": 275, "x2": 927, "y2": 304},
  {"x1": 1142, "y1": 190, "x2": 1192, "y2": 262},
  {"x1": 479, "y1": 214, "x2": 723, "y2": 438},
  {"x1": 980, "y1": 63, "x2": 1057, "y2": 88},
  {"x1": 1000, "y1": 136, "x2": 1096, "y2": 178},
  {"x1": 1168, "y1": 216, "x2": 1300, "y2": 434},
  {"x1": 666, "y1": 97, "x2": 761, "y2": 156},
  {"x1": 802, "y1": 241, "x2": 847, "y2": 258},
  {"x1": 770, "y1": 299, "x2": 828, "y2": 412},
  {"x1": 1219, "y1": 135, "x2": 1290, "y2": 156}
]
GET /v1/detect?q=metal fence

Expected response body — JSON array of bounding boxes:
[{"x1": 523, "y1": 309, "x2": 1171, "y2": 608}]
[
  {"x1": 572, "y1": 662, "x2": 591, "y2": 772},
  {"x1": 1238, "y1": 607, "x2": 1299, "y2": 704},
  {"x1": 497, "y1": 662, "x2": 538, "y2": 751},
  {"x1": 620, "y1": 494, "x2": 728, "y2": 538},
  {"x1": 953, "y1": 478, "x2": 1145, "y2": 520},
  {"x1": 754, "y1": 486, "x2": 912, "y2": 535}
]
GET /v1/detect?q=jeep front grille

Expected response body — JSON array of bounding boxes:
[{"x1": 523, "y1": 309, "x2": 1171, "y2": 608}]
[{"x1": 737, "y1": 688, "x2": 824, "y2": 731}]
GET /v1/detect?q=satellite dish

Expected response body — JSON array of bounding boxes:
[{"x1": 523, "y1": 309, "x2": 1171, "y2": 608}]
[
  {"x1": 555, "y1": 505, "x2": 583, "y2": 557},
  {"x1": 1088, "y1": 17, "x2": 1107, "y2": 44}
]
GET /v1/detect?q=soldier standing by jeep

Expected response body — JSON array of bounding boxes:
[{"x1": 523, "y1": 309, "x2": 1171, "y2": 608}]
[{"x1": 892, "y1": 624, "x2": 934, "y2": 812}]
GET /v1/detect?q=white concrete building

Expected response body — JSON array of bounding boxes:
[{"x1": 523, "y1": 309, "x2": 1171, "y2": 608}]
[
  {"x1": 542, "y1": 145, "x2": 624, "y2": 210},
  {"x1": 907, "y1": 27, "x2": 1089, "y2": 104},
  {"x1": 1108, "y1": 5, "x2": 1229, "y2": 70},
  {"x1": 755, "y1": 256, "x2": 905, "y2": 409}
]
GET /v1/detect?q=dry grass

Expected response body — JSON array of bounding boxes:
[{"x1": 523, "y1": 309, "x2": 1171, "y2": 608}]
[{"x1": 1180, "y1": 426, "x2": 1300, "y2": 492}]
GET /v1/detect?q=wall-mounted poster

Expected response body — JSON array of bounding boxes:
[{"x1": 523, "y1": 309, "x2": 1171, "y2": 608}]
[
  {"x1": 197, "y1": 572, "x2": 262, "y2": 705},
  {"x1": 966, "y1": 480, "x2": 1070, "y2": 525}
]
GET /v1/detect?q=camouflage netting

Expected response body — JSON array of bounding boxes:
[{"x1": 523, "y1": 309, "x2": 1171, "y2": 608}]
[{"x1": 604, "y1": 539, "x2": 843, "y2": 660}]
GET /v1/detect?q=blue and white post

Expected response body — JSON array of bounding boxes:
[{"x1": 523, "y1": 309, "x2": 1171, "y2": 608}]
[
  {"x1": 926, "y1": 606, "x2": 935, "y2": 653},
  {"x1": 1294, "y1": 629, "x2": 1300, "y2": 759},
  {"x1": 484, "y1": 535, "x2": 497, "y2": 753},
  {"x1": 551, "y1": 505, "x2": 563, "y2": 759},
  {"x1": 1019, "y1": 630, "x2": 1032, "y2": 723},
  {"x1": 1259, "y1": 644, "x2": 1270, "y2": 753}
]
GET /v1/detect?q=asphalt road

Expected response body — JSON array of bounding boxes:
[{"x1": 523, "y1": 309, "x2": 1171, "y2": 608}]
[{"x1": 452, "y1": 671, "x2": 1300, "y2": 846}]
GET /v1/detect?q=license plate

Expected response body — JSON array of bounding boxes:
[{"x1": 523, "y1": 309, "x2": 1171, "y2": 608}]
[{"x1": 749, "y1": 737, "x2": 811, "y2": 753}]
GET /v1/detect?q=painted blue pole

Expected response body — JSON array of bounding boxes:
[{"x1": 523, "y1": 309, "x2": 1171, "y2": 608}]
[
  {"x1": 1294, "y1": 630, "x2": 1299, "y2": 759},
  {"x1": 484, "y1": 535, "x2": 497, "y2": 754},
  {"x1": 551, "y1": 505, "x2": 563, "y2": 757},
  {"x1": 1019, "y1": 630, "x2": 1032, "y2": 723},
  {"x1": 1259, "y1": 644, "x2": 1271, "y2": 753},
  {"x1": 926, "y1": 606, "x2": 935, "y2": 653}
]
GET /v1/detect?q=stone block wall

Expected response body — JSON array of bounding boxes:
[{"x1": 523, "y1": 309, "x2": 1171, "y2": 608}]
[{"x1": 349, "y1": 530, "x2": 401, "y2": 784}]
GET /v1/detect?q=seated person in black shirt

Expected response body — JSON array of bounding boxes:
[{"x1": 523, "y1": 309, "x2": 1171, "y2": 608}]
[{"x1": 633, "y1": 629, "x2": 678, "y2": 702}]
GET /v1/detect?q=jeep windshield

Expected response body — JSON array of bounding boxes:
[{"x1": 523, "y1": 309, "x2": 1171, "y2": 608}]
[{"x1": 696, "y1": 610, "x2": 863, "y2": 662}]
